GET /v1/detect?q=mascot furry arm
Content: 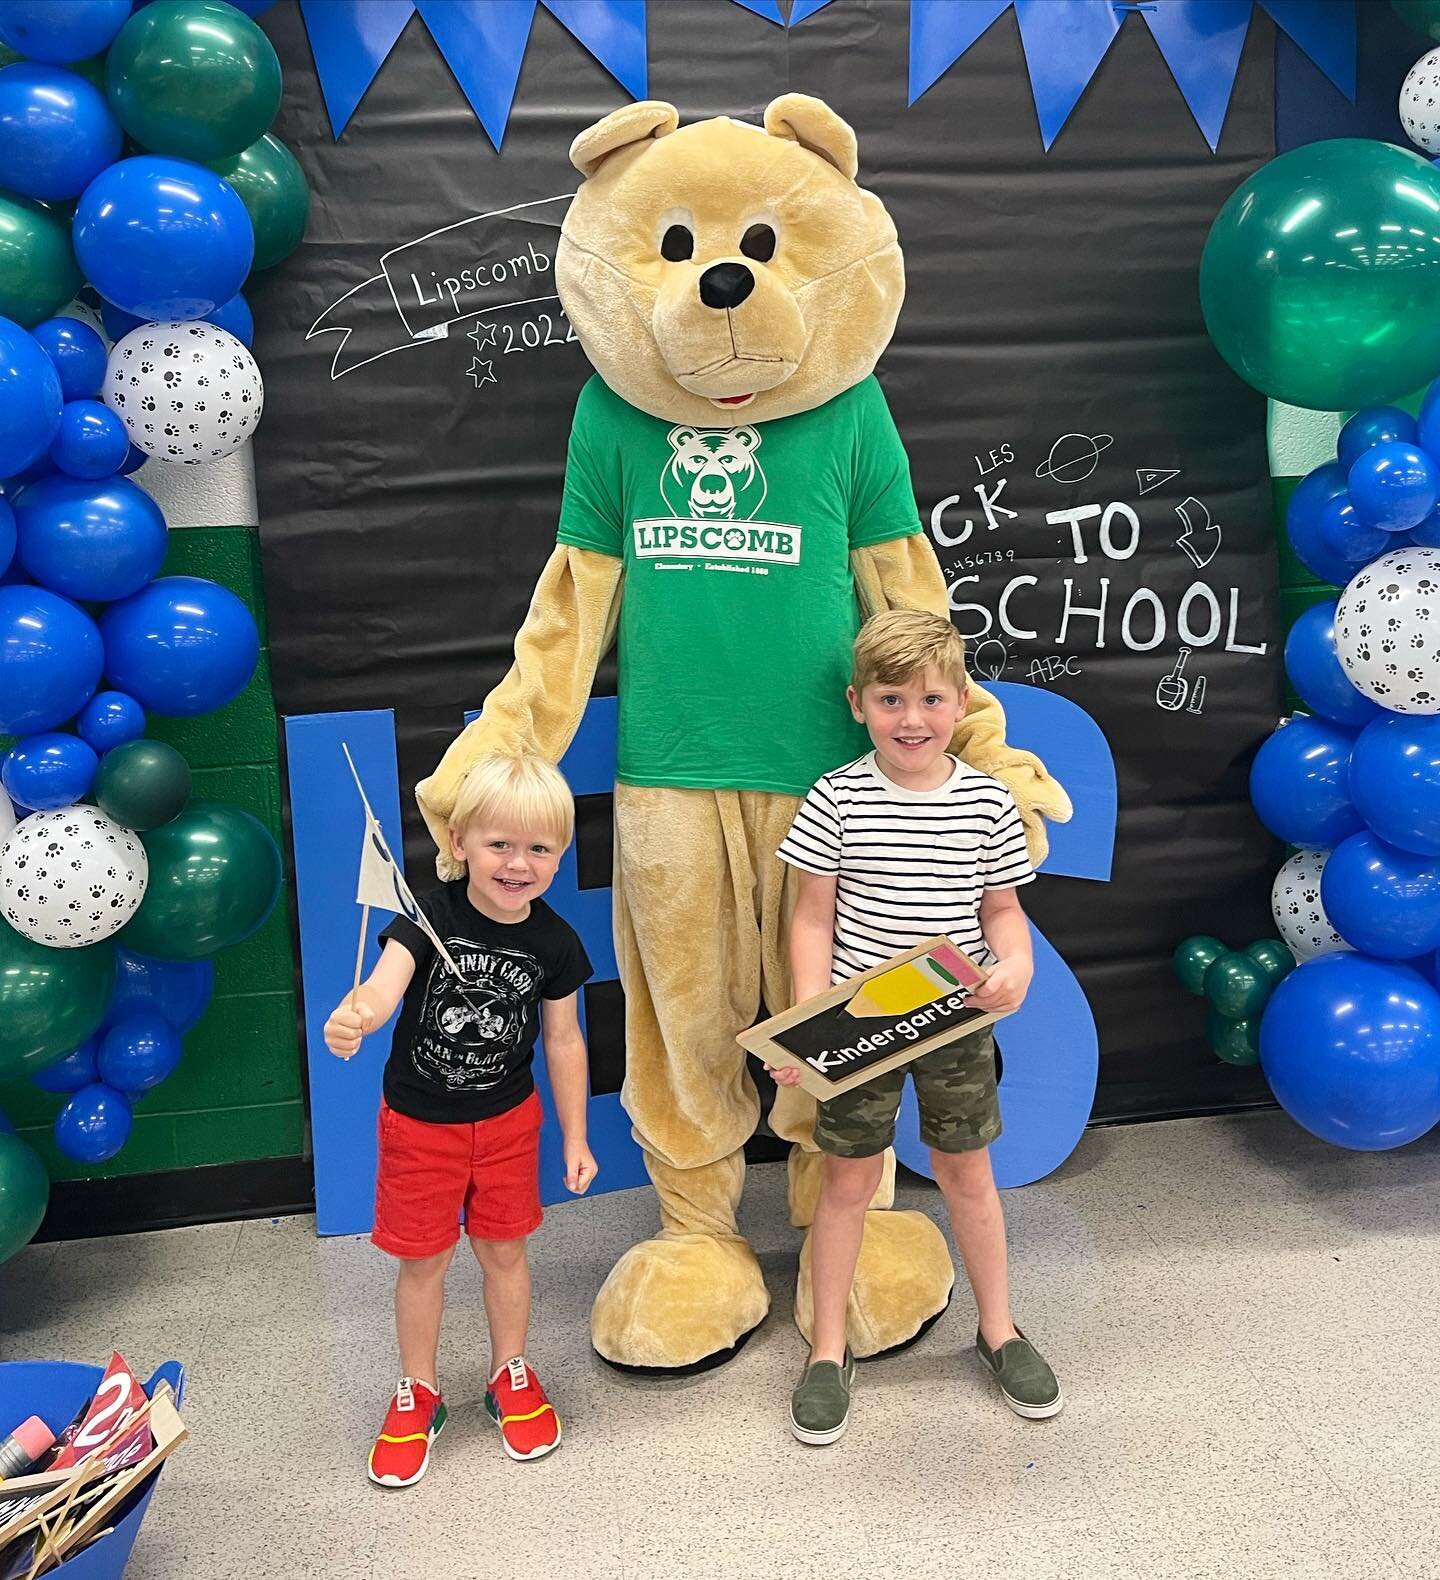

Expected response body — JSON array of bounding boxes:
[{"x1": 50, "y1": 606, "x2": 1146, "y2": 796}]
[{"x1": 416, "y1": 535, "x2": 1070, "y2": 878}]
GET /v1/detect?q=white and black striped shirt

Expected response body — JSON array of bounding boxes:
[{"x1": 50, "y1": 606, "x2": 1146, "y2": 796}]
[{"x1": 777, "y1": 752, "x2": 1034, "y2": 982}]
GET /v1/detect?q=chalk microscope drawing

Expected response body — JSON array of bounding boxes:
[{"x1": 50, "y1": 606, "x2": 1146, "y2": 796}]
[{"x1": 1155, "y1": 648, "x2": 1206, "y2": 713}]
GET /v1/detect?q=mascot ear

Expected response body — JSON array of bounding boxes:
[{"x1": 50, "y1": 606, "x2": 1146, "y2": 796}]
[
  {"x1": 570, "y1": 100, "x2": 680, "y2": 179},
  {"x1": 762, "y1": 94, "x2": 858, "y2": 182}
]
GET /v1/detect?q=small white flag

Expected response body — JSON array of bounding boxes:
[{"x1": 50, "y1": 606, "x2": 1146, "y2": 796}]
[{"x1": 343, "y1": 744, "x2": 463, "y2": 980}]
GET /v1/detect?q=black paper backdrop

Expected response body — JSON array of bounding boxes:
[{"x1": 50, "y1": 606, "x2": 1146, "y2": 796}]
[{"x1": 250, "y1": 0, "x2": 1284, "y2": 1120}]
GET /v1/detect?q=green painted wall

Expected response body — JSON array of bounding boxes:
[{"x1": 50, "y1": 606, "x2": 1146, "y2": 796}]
[{"x1": 0, "y1": 525, "x2": 305, "y2": 1182}]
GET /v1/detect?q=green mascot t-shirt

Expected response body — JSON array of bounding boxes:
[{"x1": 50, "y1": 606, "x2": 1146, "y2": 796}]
[{"x1": 556, "y1": 373, "x2": 925, "y2": 795}]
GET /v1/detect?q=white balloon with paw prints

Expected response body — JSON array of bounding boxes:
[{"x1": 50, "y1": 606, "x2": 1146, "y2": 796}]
[
  {"x1": 1401, "y1": 48, "x2": 1440, "y2": 156},
  {"x1": 0, "y1": 807, "x2": 147, "y2": 948},
  {"x1": 103, "y1": 321, "x2": 263, "y2": 464},
  {"x1": 1270, "y1": 848, "x2": 1349, "y2": 963},
  {"x1": 1334, "y1": 546, "x2": 1440, "y2": 714}
]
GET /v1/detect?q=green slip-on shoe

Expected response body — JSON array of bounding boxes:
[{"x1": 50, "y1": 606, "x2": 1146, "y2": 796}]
[
  {"x1": 789, "y1": 1350, "x2": 855, "y2": 1445},
  {"x1": 976, "y1": 1328, "x2": 1063, "y2": 1419}
]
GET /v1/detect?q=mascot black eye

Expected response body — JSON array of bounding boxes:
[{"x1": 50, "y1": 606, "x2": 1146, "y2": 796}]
[
  {"x1": 661, "y1": 224, "x2": 694, "y2": 262},
  {"x1": 740, "y1": 224, "x2": 777, "y2": 263}
]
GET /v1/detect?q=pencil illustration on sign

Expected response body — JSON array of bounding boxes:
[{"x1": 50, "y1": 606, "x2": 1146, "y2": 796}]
[{"x1": 846, "y1": 940, "x2": 985, "y2": 1018}]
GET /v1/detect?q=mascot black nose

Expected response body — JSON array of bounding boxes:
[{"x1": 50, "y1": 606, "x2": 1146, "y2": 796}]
[{"x1": 699, "y1": 262, "x2": 755, "y2": 310}]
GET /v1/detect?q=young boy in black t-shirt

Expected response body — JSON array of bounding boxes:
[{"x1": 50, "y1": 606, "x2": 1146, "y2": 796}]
[{"x1": 324, "y1": 753, "x2": 597, "y2": 1484}]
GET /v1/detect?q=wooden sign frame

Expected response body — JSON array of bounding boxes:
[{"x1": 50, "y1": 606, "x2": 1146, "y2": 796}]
[{"x1": 738, "y1": 935, "x2": 1007, "y2": 1099}]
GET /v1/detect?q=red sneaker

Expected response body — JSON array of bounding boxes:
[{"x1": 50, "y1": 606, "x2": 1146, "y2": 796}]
[
  {"x1": 367, "y1": 1377, "x2": 446, "y2": 1487},
  {"x1": 485, "y1": 1356, "x2": 561, "y2": 1461}
]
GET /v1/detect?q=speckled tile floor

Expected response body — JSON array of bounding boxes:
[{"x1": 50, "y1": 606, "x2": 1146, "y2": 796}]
[{"x1": 4, "y1": 1111, "x2": 1440, "y2": 1580}]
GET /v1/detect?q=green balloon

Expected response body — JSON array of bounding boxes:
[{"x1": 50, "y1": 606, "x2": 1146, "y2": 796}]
[
  {"x1": 0, "y1": 1134, "x2": 49, "y2": 1266},
  {"x1": 208, "y1": 133, "x2": 309, "y2": 270},
  {"x1": 1200, "y1": 140, "x2": 1440, "y2": 411},
  {"x1": 1394, "y1": 1, "x2": 1440, "y2": 43},
  {"x1": 106, "y1": 1, "x2": 282, "y2": 163},
  {"x1": 94, "y1": 739, "x2": 192, "y2": 831},
  {"x1": 0, "y1": 192, "x2": 82, "y2": 327},
  {"x1": 1207, "y1": 1010, "x2": 1261, "y2": 1068},
  {"x1": 124, "y1": 801, "x2": 281, "y2": 959},
  {"x1": 1173, "y1": 934, "x2": 1226, "y2": 996},
  {"x1": 0, "y1": 918, "x2": 114, "y2": 1082},
  {"x1": 1243, "y1": 939, "x2": 1296, "y2": 988},
  {"x1": 1203, "y1": 950, "x2": 1271, "y2": 1020}
]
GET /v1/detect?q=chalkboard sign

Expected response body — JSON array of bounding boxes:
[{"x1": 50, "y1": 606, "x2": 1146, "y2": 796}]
[{"x1": 738, "y1": 938, "x2": 1004, "y2": 1099}]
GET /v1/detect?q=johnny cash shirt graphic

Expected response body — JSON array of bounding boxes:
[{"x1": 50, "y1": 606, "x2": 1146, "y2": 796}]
[{"x1": 379, "y1": 883, "x2": 592, "y2": 1124}]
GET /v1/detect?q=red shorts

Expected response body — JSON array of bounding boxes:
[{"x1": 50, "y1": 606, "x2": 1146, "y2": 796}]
[{"x1": 373, "y1": 1090, "x2": 544, "y2": 1258}]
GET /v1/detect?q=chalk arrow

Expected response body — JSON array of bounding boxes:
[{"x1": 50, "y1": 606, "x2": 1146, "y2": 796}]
[{"x1": 1174, "y1": 496, "x2": 1221, "y2": 569}]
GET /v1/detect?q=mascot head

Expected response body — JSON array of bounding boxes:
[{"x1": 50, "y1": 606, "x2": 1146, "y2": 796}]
[{"x1": 556, "y1": 94, "x2": 903, "y2": 426}]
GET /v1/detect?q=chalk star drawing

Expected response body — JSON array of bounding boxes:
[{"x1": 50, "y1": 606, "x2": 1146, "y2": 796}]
[
  {"x1": 1136, "y1": 467, "x2": 1180, "y2": 496},
  {"x1": 1174, "y1": 496, "x2": 1221, "y2": 569},
  {"x1": 467, "y1": 357, "x2": 497, "y2": 389},
  {"x1": 468, "y1": 321, "x2": 498, "y2": 352}
]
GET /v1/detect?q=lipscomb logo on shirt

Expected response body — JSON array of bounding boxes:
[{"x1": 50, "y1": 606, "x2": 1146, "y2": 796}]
[{"x1": 635, "y1": 423, "x2": 802, "y2": 566}]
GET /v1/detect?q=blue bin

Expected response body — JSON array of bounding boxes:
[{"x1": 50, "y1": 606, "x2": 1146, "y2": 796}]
[{"x1": 0, "y1": 1358, "x2": 184, "y2": 1578}]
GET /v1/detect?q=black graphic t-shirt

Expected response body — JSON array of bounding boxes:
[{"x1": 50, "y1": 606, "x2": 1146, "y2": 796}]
[{"x1": 379, "y1": 884, "x2": 592, "y2": 1124}]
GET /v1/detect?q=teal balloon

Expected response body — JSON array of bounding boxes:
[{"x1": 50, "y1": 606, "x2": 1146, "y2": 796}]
[
  {"x1": 105, "y1": 1, "x2": 282, "y2": 162},
  {"x1": 0, "y1": 192, "x2": 81, "y2": 327},
  {"x1": 1207, "y1": 1010, "x2": 1261, "y2": 1067},
  {"x1": 0, "y1": 916, "x2": 114, "y2": 1081},
  {"x1": 208, "y1": 133, "x2": 309, "y2": 270},
  {"x1": 1394, "y1": 1, "x2": 1440, "y2": 43},
  {"x1": 0, "y1": 1133, "x2": 48, "y2": 1264},
  {"x1": 1200, "y1": 141, "x2": 1440, "y2": 411},
  {"x1": 124, "y1": 801, "x2": 280, "y2": 959},
  {"x1": 1244, "y1": 939, "x2": 1296, "y2": 988},
  {"x1": 1173, "y1": 934, "x2": 1227, "y2": 996},
  {"x1": 1203, "y1": 950, "x2": 1271, "y2": 1020},
  {"x1": 93, "y1": 738, "x2": 191, "y2": 830}
]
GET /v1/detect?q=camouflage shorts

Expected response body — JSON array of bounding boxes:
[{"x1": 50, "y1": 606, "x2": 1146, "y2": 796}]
[{"x1": 813, "y1": 1027, "x2": 1002, "y2": 1158}]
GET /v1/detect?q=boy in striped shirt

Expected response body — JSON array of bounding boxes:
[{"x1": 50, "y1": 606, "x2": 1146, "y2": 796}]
[{"x1": 772, "y1": 609, "x2": 1062, "y2": 1445}]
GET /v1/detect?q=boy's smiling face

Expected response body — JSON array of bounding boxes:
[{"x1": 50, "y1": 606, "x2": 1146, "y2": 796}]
[
  {"x1": 448, "y1": 819, "x2": 564, "y2": 922},
  {"x1": 847, "y1": 665, "x2": 968, "y2": 788}
]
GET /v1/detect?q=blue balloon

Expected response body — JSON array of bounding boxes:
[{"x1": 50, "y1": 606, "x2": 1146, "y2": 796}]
[
  {"x1": 73, "y1": 156, "x2": 255, "y2": 321},
  {"x1": 117, "y1": 443, "x2": 147, "y2": 477},
  {"x1": 1351, "y1": 713, "x2": 1440, "y2": 858},
  {"x1": 100, "y1": 576, "x2": 259, "y2": 716},
  {"x1": 1420, "y1": 375, "x2": 1440, "y2": 459},
  {"x1": 0, "y1": 63, "x2": 122, "y2": 201},
  {"x1": 0, "y1": 498, "x2": 13, "y2": 578},
  {"x1": 76, "y1": 689, "x2": 145, "y2": 751},
  {"x1": 1348, "y1": 442, "x2": 1440, "y2": 533},
  {"x1": 1286, "y1": 461, "x2": 1356, "y2": 586},
  {"x1": 109, "y1": 949, "x2": 213, "y2": 1032},
  {"x1": 1322, "y1": 830, "x2": 1440, "y2": 958},
  {"x1": 1, "y1": 731, "x2": 97, "y2": 810},
  {"x1": 99, "y1": 301, "x2": 142, "y2": 343},
  {"x1": 1284, "y1": 601, "x2": 1382, "y2": 728},
  {"x1": 1260, "y1": 954, "x2": 1440, "y2": 1150},
  {"x1": 48, "y1": 400, "x2": 130, "y2": 480},
  {"x1": 30, "y1": 316, "x2": 106, "y2": 401},
  {"x1": 0, "y1": 585, "x2": 102, "y2": 733},
  {"x1": 1338, "y1": 406, "x2": 1420, "y2": 471},
  {"x1": 0, "y1": 1112, "x2": 12, "y2": 1135},
  {"x1": 207, "y1": 293, "x2": 253, "y2": 348},
  {"x1": 97, "y1": 1012, "x2": 180, "y2": 1094},
  {"x1": 31, "y1": 1036, "x2": 99, "y2": 1093},
  {"x1": 14, "y1": 474, "x2": 167, "y2": 601},
  {"x1": 0, "y1": 316, "x2": 63, "y2": 477},
  {"x1": 1315, "y1": 494, "x2": 1391, "y2": 567},
  {"x1": 53, "y1": 1082, "x2": 131, "y2": 1163},
  {"x1": 0, "y1": 1, "x2": 129, "y2": 63},
  {"x1": 1250, "y1": 714, "x2": 1363, "y2": 851}
]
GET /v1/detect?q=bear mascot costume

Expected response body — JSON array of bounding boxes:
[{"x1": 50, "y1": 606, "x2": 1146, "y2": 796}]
[{"x1": 416, "y1": 95, "x2": 1071, "y2": 1372}]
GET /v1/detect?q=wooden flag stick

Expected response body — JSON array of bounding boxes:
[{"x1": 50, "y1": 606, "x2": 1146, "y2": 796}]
[{"x1": 351, "y1": 902, "x2": 370, "y2": 1003}]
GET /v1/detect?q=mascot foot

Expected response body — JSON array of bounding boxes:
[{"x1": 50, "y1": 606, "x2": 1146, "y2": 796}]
[
  {"x1": 795, "y1": 1209, "x2": 954, "y2": 1359},
  {"x1": 591, "y1": 1233, "x2": 770, "y2": 1374}
]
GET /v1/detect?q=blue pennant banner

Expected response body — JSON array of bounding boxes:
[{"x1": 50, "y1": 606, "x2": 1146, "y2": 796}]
[{"x1": 299, "y1": 0, "x2": 1357, "y2": 150}]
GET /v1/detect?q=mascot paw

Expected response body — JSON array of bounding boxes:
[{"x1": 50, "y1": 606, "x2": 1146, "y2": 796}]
[
  {"x1": 591, "y1": 1233, "x2": 770, "y2": 1373},
  {"x1": 795, "y1": 1209, "x2": 954, "y2": 1358}
]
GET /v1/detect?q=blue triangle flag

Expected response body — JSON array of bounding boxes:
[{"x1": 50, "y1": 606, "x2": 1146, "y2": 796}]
[
  {"x1": 542, "y1": 0, "x2": 648, "y2": 99},
  {"x1": 416, "y1": 0, "x2": 538, "y2": 150},
  {"x1": 909, "y1": 0, "x2": 1011, "y2": 106},
  {"x1": 1141, "y1": 0, "x2": 1253, "y2": 152},
  {"x1": 299, "y1": 0, "x2": 416, "y2": 139},
  {"x1": 1013, "y1": 0, "x2": 1121, "y2": 150}
]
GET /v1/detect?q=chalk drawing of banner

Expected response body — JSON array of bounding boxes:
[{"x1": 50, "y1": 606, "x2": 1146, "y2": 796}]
[{"x1": 306, "y1": 192, "x2": 574, "y2": 380}]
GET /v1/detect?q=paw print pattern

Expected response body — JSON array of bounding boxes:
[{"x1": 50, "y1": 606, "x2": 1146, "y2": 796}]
[
  {"x1": 0, "y1": 808, "x2": 147, "y2": 947},
  {"x1": 103, "y1": 321, "x2": 263, "y2": 464},
  {"x1": 1402, "y1": 50, "x2": 1440, "y2": 153},
  {"x1": 1270, "y1": 849, "x2": 1348, "y2": 962},
  {"x1": 1336, "y1": 547, "x2": 1440, "y2": 714}
]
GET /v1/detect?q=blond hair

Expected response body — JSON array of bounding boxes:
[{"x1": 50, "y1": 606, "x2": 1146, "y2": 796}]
[
  {"x1": 448, "y1": 753, "x2": 575, "y2": 849},
  {"x1": 852, "y1": 609, "x2": 968, "y2": 694}
]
